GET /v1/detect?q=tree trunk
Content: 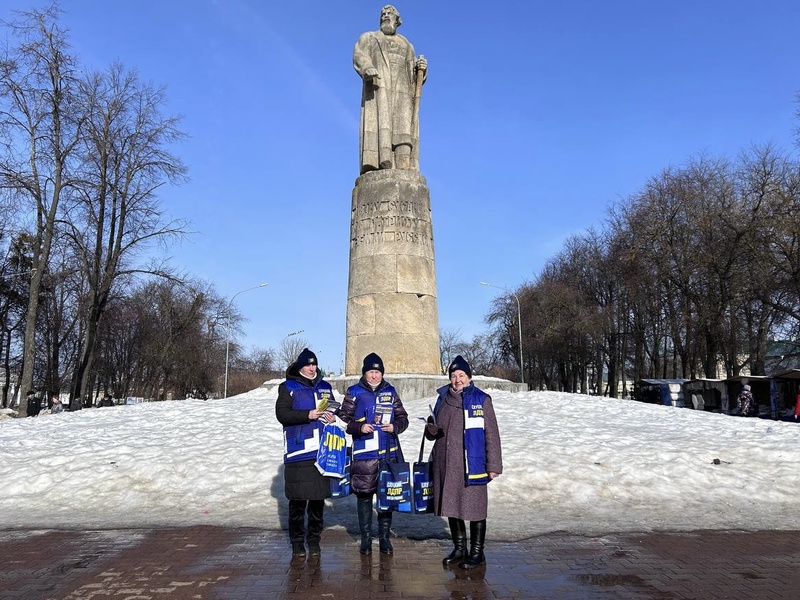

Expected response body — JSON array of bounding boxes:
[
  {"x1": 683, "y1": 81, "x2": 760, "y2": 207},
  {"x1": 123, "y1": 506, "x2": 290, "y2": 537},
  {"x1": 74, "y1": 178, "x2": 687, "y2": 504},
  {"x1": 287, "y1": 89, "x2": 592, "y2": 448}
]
[
  {"x1": 70, "y1": 303, "x2": 102, "y2": 408},
  {"x1": 18, "y1": 265, "x2": 46, "y2": 416},
  {"x1": 1, "y1": 327, "x2": 10, "y2": 408}
]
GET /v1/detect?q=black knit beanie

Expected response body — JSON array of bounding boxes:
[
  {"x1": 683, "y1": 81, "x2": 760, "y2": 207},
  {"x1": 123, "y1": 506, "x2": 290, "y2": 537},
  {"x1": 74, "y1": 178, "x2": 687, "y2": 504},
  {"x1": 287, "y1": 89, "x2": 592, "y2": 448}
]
[
  {"x1": 362, "y1": 352, "x2": 385, "y2": 375},
  {"x1": 295, "y1": 348, "x2": 318, "y2": 368},
  {"x1": 448, "y1": 355, "x2": 472, "y2": 378}
]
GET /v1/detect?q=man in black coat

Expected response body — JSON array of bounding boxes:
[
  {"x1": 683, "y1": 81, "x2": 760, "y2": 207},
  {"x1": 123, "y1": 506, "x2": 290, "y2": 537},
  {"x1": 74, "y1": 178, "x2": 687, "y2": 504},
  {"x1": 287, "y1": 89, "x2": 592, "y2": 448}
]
[{"x1": 25, "y1": 390, "x2": 40, "y2": 417}]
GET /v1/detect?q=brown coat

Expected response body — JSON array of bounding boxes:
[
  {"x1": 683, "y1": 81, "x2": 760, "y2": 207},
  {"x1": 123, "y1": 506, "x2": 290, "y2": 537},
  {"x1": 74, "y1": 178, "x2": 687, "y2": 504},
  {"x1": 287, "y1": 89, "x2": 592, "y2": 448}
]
[{"x1": 426, "y1": 385, "x2": 502, "y2": 521}]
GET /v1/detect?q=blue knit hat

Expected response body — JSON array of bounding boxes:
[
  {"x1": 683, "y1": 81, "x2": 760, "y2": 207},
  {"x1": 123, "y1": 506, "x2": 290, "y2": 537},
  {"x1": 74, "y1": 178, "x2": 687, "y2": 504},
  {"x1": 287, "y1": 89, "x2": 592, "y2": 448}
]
[
  {"x1": 362, "y1": 352, "x2": 385, "y2": 374},
  {"x1": 448, "y1": 355, "x2": 472, "y2": 378},
  {"x1": 295, "y1": 348, "x2": 318, "y2": 368}
]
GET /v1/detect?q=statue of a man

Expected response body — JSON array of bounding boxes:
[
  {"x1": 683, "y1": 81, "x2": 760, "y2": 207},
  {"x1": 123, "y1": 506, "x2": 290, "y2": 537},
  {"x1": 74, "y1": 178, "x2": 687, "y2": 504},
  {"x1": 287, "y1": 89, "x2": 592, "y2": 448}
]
[{"x1": 354, "y1": 5, "x2": 427, "y2": 175}]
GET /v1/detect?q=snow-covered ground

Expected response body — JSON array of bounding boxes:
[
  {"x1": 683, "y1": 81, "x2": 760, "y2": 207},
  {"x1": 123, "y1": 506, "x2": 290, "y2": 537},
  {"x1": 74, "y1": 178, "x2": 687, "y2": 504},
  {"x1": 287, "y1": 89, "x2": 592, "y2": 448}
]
[{"x1": 2, "y1": 386, "x2": 798, "y2": 540}]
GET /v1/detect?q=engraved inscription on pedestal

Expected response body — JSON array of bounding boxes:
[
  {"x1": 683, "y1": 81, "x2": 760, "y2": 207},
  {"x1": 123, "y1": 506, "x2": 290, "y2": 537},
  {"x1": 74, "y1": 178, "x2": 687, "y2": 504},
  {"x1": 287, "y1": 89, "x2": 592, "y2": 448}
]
[
  {"x1": 345, "y1": 170, "x2": 440, "y2": 375},
  {"x1": 352, "y1": 200, "x2": 433, "y2": 250}
]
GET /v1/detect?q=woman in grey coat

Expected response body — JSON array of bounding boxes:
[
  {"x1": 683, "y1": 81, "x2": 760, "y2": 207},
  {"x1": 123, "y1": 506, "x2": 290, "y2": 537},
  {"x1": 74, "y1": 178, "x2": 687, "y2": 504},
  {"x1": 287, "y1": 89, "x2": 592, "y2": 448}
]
[{"x1": 425, "y1": 355, "x2": 502, "y2": 570}]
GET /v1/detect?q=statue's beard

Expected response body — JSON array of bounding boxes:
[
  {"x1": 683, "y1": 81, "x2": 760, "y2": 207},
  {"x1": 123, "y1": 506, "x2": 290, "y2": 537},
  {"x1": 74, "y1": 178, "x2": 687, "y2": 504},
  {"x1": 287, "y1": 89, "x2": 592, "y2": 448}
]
[{"x1": 380, "y1": 20, "x2": 396, "y2": 35}]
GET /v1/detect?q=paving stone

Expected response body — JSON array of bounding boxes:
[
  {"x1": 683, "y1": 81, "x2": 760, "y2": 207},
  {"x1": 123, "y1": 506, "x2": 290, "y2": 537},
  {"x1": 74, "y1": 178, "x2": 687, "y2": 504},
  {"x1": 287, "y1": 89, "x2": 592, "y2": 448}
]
[{"x1": 0, "y1": 527, "x2": 798, "y2": 599}]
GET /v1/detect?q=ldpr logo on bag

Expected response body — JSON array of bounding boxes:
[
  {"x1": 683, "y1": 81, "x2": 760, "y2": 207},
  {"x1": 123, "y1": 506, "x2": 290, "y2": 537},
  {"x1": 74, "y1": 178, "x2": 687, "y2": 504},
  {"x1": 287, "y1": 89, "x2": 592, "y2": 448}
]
[
  {"x1": 325, "y1": 428, "x2": 346, "y2": 451},
  {"x1": 378, "y1": 461, "x2": 413, "y2": 513},
  {"x1": 315, "y1": 423, "x2": 348, "y2": 478},
  {"x1": 385, "y1": 480, "x2": 405, "y2": 501},
  {"x1": 417, "y1": 478, "x2": 431, "y2": 498}
]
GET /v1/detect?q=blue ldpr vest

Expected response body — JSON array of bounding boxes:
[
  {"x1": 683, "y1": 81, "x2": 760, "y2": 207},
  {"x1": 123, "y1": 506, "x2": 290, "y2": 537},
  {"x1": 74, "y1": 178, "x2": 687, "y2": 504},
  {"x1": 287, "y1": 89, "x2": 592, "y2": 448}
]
[
  {"x1": 434, "y1": 384, "x2": 490, "y2": 486},
  {"x1": 347, "y1": 381, "x2": 400, "y2": 461},
  {"x1": 282, "y1": 379, "x2": 334, "y2": 464}
]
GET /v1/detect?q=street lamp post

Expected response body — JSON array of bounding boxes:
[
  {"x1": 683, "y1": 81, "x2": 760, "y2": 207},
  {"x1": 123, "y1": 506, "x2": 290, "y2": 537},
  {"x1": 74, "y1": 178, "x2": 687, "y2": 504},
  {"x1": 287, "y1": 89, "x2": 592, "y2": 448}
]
[
  {"x1": 224, "y1": 283, "x2": 268, "y2": 398},
  {"x1": 480, "y1": 281, "x2": 524, "y2": 384}
]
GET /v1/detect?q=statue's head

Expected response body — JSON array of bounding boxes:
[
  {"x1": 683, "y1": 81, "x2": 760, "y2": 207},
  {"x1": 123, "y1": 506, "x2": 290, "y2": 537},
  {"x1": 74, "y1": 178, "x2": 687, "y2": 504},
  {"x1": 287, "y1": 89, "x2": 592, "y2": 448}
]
[{"x1": 380, "y1": 5, "x2": 401, "y2": 34}]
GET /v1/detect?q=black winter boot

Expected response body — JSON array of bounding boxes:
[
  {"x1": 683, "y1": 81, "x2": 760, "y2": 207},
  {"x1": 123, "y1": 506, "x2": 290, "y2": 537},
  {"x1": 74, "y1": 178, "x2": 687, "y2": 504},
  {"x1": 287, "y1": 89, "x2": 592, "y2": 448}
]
[
  {"x1": 288, "y1": 500, "x2": 306, "y2": 556},
  {"x1": 357, "y1": 495, "x2": 373, "y2": 555},
  {"x1": 306, "y1": 500, "x2": 324, "y2": 555},
  {"x1": 459, "y1": 520, "x2": 486, "y2": 570},
  {"x1": 442, "y1": 517, "x2": 467, "y2": 567},
  {"x1": 291, "y1": 542, "x2": 306, "y2": 556},
  {"x1": 377, "y1": 511, "x2": 393, "y2": 555}
]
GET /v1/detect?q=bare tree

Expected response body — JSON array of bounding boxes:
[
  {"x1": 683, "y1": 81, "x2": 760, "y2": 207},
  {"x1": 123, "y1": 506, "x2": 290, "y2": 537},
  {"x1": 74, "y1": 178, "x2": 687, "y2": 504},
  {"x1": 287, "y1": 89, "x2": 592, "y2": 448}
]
[
  {"x1": 0, "y1": 5, "x2": 85, "y2": 415},
  {"x1": 237, "y1": 346, "x2": 278, "y2": 374},
  {"x1": 278, "y1": 335, "x2": 310, "y2": 370},
  {"x1": 456, "y1": 331, "x2": 504, "y2": 377},
  {"x1": 439, "y1": 327, "x2": 463, "y2": 374},
  {"x1": 64, "y1": 62, "x2": 188, "y2": 406},
  {"x1": 37, "y1": 238, "x2": 82, "y2": 400},
  {"x1": 226, "y1": 346, "x2": 279, "y2": 397},
  {"x1": 104, "y1": 280, "x2": 222, "y2": 401}
]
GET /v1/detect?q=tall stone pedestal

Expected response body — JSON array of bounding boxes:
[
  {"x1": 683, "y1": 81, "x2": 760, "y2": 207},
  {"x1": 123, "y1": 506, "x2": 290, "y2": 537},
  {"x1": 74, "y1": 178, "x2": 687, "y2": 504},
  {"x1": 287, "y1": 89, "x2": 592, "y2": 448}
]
[{"x1": 345, "y1": 169, "x2": 440, "y2": 375}]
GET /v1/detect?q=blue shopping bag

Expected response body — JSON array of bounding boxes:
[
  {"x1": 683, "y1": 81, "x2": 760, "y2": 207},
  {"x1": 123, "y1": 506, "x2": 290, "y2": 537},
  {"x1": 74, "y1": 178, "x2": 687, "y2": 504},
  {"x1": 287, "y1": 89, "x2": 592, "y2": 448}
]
[
  {"x1": 330, "y1": 448, "x2": 351, "y2": 498},
  {"x1": 315, "y1": 423, "x2": 347, "y2": 477},
  {"x1": 376, "y1": 439, "x2": 412, "y2": 513},
  {"x1": 413, "y1": 431, "x2": 433, "y2": 513}
]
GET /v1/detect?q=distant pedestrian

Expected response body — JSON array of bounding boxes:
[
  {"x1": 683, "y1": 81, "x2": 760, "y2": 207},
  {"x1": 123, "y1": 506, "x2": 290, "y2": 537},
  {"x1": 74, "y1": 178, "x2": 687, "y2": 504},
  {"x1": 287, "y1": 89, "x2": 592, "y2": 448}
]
[
  {"x1": 50, "y1": 395, "x2": 64, "y2": 414},
  {"x1": 275, "y1": 348, "x2": 337, "y2": 558},
  {"x1": 99, "y1": 393, "x2": 114, "y2": 407},
  {"x1": 25, "y1": 390, "x2": 41, "y2": 417},
  {"x1": 737, "y1": 384, "x2": 755, "y2": 417}
]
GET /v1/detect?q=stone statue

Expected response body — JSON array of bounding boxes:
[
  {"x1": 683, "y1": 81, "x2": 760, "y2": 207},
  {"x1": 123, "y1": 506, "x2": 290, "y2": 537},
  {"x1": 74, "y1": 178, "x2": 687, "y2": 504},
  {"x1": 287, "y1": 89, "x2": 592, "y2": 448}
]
[{"x1": 354, "y1": 5, "x2": 427, "y2": 175}]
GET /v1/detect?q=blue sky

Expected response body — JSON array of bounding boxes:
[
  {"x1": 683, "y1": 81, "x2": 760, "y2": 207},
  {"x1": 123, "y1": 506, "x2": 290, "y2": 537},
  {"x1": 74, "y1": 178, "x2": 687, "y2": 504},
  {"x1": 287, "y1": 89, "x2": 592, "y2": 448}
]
[{"x1": 31, "y1": 0, "x2": 800, "y2": 373}]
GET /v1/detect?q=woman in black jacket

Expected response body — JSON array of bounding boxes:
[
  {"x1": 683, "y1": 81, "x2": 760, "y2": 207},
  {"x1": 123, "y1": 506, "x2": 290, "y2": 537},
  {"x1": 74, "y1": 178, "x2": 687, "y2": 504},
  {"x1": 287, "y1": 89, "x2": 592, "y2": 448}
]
[
  {"x1": 339, "y1": 353, "x2": 408, "y2": 555},
  {"x1": 275, "y1": 348, "x2": 336, "y2": 557}
]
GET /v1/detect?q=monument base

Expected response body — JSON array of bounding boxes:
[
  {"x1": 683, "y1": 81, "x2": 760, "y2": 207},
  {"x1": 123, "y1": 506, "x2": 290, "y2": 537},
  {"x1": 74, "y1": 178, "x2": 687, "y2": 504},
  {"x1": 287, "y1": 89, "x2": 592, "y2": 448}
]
[
  {"x1": 260, "y1": 374, "x2": 526, "y2": 401},
  {"x1": 345, "y1": 169, "x2": 440, "y2": 375}
]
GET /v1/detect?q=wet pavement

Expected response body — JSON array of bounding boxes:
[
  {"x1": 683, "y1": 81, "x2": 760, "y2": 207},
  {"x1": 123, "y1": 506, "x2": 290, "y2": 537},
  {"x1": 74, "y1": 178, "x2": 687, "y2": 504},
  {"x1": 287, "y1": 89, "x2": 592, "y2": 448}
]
[{"x1": 1, "y1": 526, "x2": 799, "y2": 599}]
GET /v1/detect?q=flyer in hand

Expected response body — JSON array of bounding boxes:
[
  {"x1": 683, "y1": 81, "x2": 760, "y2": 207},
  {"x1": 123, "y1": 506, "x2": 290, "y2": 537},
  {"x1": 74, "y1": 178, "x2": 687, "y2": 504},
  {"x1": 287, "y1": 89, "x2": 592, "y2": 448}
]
[
  {"x1": 317, "y1": 395, "x2": 341, "y2": 415},
  {"x1": 374, "y1": 403, "x2": 393, "y2": 424}
]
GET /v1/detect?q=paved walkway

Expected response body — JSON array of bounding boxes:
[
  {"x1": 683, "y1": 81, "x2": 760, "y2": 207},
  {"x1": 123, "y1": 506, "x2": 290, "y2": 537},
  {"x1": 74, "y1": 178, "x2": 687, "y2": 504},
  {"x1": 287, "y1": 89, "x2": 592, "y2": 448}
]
[{"x1": 1, "y1": 527, "x2": 799, "y2": 599}]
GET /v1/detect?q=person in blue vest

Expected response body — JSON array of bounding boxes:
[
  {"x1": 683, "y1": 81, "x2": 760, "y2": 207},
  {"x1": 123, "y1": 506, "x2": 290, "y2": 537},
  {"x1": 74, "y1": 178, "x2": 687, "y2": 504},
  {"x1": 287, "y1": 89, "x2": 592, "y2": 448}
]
[
  {"x1": 425, "y1": 355, "x2": 502, "y2": 570},
  {"x1": 339, "y1": 352, "x2": 409, "y2": 555},
  {"x1": 275, "y1": 348, "x2": 337, "y2": 557}
]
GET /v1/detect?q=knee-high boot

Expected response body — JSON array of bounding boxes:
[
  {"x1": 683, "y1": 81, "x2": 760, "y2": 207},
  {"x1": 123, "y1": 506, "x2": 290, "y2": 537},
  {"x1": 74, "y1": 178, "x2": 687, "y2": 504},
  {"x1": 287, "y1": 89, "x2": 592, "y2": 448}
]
[
  {"x1": 442, "y1": 517, "x2": 466, "y2": 567},
  {"x1": 377, "y1": 511, "x2": 393, "y2": 555},
  {"x1": 306, "y1": 499, "x2": 324, "y2": 555},
  {"x1": 459, "y1": 519, "x2": 486, "y2": 569},
  {"x1": 356, "y1": 495, "x2": 373, "y2": 555},
  {"x1": 288, "y1": 500, "x2": 307, "y2": 556}
]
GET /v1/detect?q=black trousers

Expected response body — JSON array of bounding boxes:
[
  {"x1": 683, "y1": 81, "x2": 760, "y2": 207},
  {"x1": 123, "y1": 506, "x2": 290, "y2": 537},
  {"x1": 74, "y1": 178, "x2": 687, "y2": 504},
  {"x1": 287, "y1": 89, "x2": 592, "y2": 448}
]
[{"x1": 288, "y1": 499, "x2": 324, "y2": 544}]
